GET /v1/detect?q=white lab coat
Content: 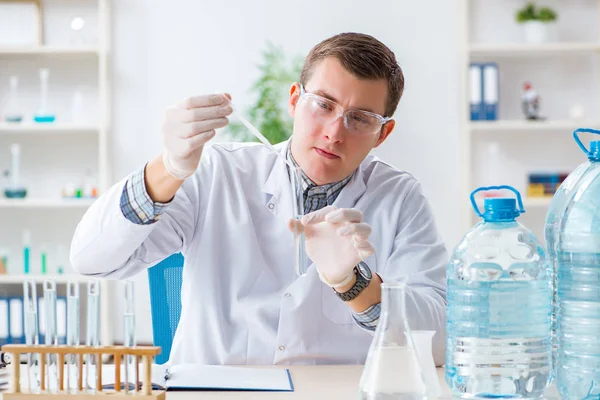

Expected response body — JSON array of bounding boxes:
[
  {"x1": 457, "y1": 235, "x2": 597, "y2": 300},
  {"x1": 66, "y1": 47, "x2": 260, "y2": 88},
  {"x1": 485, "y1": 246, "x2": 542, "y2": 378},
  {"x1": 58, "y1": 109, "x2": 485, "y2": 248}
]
[{"x1": 70, "y1": 141, "x2": 448, "y2": 366}]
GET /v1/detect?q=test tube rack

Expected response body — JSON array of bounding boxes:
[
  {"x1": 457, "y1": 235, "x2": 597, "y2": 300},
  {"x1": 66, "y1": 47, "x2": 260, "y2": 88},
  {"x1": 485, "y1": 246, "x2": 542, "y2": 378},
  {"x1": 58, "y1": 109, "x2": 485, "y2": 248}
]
[{"x1": 0, "y1": 344, "x2": 165, "y2": 399}]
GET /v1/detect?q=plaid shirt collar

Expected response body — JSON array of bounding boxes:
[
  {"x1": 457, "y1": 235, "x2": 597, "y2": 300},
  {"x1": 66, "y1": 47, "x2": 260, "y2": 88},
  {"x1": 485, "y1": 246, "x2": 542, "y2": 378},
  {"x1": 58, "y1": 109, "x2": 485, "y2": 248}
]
[{"x1": 285, "y1": 141, "x2": 353, "y2": 213}]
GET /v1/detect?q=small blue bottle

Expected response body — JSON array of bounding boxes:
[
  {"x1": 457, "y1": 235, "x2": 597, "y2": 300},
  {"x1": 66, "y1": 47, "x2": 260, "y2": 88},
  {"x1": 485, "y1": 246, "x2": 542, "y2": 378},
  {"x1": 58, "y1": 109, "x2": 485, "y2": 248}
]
[
  {"x1": 446, "y1": 186, "x2": 552, "y2": 399},
  {"x1": 555, "y1": 139, "x2": 600, "y2": 399}
]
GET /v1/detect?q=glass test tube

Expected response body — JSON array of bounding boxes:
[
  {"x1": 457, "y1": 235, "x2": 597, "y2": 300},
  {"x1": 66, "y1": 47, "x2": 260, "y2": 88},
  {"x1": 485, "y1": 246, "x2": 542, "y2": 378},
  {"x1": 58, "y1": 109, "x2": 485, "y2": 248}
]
[
  {"x1": 293, "y1": 167, "x2": 309, "y2": 276},
  {"x1": 43, "y1": 280, "x2": 58, "y2": 393},
  {"x1": 66, "y1": 282, "x2": 80, "y2": 393},
  {"x1": 123, "y1": 281, "x2": 136, "y2": 392},
  {"x1": 85, "y1": 280, "x2": 100, "y2": 393},
  {"x1": 23, "y1": 280, "x2": 40, "y2": 393}
]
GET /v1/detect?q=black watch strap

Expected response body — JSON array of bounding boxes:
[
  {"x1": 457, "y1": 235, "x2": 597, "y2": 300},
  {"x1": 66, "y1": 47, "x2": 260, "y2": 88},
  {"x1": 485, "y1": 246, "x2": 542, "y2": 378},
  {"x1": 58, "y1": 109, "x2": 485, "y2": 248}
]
[{"x1": 334, "y1": 263, "x2": 371, "y2": 302}]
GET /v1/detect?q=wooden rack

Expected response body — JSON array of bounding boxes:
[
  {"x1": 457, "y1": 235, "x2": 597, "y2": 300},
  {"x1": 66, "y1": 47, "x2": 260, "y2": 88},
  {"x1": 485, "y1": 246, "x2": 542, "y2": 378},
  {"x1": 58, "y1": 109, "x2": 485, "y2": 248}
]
[{"x1": 1, "y1": 344, "x2": 165, "y2": 399}]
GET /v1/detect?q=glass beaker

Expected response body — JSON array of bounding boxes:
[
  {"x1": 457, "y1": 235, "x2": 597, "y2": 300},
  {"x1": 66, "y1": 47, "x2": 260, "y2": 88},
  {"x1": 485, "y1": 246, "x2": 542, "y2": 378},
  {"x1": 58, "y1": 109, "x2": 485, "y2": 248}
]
[
  {"x1": 358, "y1": 282, "x2": 427, "y2": 400},
  {"x1": 412, "y1": 330, "x2": 441, "y2": 399}
]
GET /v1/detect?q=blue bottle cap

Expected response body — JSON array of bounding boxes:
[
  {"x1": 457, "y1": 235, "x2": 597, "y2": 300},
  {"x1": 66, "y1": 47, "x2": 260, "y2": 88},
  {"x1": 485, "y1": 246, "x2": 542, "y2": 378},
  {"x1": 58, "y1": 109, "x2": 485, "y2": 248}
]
[
  {"x1": 589, "y1": 141, "x2": 600, "y2": 162},
  {"x1": 482, "y1": 198, "x2": 521, "y2": 222},
  {"x1": 470, "y1": 185, "x2": 525, "y2": 222}
]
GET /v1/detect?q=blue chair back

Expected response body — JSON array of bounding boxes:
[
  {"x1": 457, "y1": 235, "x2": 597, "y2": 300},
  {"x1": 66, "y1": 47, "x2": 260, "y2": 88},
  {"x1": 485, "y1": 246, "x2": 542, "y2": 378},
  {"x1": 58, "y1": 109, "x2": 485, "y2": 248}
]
[{"x1": 147, "y1": 253, "x2": 184, "y2": 365}]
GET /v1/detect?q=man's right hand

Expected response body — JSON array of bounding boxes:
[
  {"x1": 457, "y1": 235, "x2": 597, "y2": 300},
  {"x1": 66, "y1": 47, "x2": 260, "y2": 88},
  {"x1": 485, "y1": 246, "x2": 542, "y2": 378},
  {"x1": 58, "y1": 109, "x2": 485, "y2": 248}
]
[{"x1": 162, "y1": 93, "x2": 233, "y2": 180}]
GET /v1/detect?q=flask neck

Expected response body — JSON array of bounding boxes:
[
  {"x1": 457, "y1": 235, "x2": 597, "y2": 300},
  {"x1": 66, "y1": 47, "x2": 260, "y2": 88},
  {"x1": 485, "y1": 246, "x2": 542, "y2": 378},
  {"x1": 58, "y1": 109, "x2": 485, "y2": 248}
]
[{"x1": 379, "y1": 282, "x2": 412, "y2": 341}]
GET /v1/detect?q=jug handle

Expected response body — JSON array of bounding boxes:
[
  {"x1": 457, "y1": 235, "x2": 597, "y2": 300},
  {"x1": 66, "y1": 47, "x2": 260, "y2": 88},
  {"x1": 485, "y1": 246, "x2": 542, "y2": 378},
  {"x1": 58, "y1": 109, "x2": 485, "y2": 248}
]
[
  {"x1": 470, "y1": 185, "x2": 525, "y2": 218},
  {"x1": 573, "y1": 128, "x2": 600, "y2": 155}
]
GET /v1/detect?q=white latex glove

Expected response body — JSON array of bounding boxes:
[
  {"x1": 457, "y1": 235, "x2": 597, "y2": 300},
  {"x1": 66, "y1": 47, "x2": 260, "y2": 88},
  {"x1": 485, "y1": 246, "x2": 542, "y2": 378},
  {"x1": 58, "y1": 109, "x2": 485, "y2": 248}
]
[
  {"x1": 289, "y1": 206, "x2": 376, "y2": 287},
  {"x1": 162, "y1": 94, "x2": 232, "y2": 180}
]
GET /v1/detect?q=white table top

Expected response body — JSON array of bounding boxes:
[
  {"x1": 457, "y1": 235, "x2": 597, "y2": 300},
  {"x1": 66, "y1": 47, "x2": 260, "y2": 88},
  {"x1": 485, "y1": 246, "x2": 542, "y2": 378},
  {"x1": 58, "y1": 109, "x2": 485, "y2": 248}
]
[{"x1": 0, "y1": 365, "x2": 560, "y2": 399}]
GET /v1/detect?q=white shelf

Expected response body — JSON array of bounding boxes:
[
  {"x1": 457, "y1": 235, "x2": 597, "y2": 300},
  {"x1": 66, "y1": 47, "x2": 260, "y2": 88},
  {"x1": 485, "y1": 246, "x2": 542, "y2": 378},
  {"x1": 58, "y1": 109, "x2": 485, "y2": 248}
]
[
  {"x1": 470, "y1": 120, "x2": 600, "y2": 132},
  {"x1": 469, "y1": 42, "x2": 600, "y2": 57},
  {"x1": 523, "y1": 197, "x2": 552, "y2": 207},
  {"x1": 476, "y1": 197, "x2": 552, "y2": 208},
  {"x1": 0, "y1": 274, "x2": 90, "y2": 284},
  {"x1": 0, "y1": 123, "x2": 100, "y2": 134},
  {"x1": 0, "y1": 198, "x2": 95, "y2": 208},
  {"x1": 0, "y1": 45, "x2": 99, "y2": 56}
]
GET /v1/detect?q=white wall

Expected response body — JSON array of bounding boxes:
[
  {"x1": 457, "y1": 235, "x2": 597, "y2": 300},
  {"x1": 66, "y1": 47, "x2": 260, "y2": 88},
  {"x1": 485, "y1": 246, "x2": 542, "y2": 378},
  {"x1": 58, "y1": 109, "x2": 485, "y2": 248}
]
[{"x1": 110, "y1": 0, "x2": 462, "y2": 343}]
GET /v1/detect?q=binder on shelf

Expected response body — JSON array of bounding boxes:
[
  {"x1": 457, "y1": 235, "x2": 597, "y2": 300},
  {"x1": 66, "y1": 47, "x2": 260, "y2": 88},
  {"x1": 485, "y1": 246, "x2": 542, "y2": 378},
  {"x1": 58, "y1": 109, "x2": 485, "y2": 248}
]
[
  {"x1": 469, "y1": 63, "x2": 484, "y2": 120},
  {"x1": 482, "y1": 62, "x2": 499, "y2": 120},
  {"x1": 8, "y1": 297, "x2": 24, "y2": 344},
  {"x1": 0, "y1": 297, "x2": 8, "y2": 346}
]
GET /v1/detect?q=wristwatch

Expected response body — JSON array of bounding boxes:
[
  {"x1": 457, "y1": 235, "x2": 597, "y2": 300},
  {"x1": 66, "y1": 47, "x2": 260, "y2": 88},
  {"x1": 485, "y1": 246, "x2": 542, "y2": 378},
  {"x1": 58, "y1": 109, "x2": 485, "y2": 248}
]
[
  {"x1": 334, "y1": 261, "x2": 372, "y2": 302},
  {"x1": 0, "y1": 351, "x2": 11, "y2": 365}
]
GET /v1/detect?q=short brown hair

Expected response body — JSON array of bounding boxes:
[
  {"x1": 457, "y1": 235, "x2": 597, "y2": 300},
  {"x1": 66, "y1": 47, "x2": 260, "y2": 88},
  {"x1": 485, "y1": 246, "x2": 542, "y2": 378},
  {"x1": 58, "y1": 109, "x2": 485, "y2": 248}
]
[{"x1": 300, "y1": 32, "x2": 404, "y2": 118}]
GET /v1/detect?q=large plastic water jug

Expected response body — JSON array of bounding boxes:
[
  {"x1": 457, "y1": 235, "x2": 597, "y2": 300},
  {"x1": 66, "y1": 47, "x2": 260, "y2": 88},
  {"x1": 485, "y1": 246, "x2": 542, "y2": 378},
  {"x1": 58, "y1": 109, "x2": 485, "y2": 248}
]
[
  {"x1": 446, "y1": 185, "x2": 552, "y2": 399},
  {"x1": 545, "y1": 128, "x2": 600, "y2": 374},
  {"x1": 555, "y1": 139, "x2": 600, "y2": 400}
]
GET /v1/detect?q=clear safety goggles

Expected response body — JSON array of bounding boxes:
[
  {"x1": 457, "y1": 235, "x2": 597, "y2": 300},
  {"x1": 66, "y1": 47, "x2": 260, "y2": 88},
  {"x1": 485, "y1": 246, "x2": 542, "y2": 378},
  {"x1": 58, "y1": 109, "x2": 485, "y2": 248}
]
[{"x1": 299, "y1": 84, "x2": 391, "y2": 136}]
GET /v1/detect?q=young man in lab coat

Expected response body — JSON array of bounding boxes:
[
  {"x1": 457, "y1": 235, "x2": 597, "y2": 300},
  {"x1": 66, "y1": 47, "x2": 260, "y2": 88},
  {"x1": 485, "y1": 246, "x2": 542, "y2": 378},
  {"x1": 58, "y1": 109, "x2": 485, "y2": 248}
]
[{"x1": 71, "y1": 32, "x2": 448, "y2": 366}]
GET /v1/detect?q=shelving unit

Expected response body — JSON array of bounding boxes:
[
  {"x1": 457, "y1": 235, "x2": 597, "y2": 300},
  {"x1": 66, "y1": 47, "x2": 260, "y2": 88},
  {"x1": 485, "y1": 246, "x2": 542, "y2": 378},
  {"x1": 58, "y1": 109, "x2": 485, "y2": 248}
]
[
  {"x1": 0, "y1": 123, "x2": 99, "y2": 134},
  {"x1": 476, "y1": 196, "x2": 552, "y2": 209},
  {"x1": 0, "y1": 45, "x2": 99, "y2": 55},
  {"x1": 470, "y1": 119, "x2": 600, "y2": 133},
  {"x1": 458, "y1": 0, "x2": 600, "y2": 239},
  {"x1": 0, "y1": 274, "x2": 91, "y2": 284},
  {"x1": 469, "y1": 42, "x2": 600, "y2": 57},
  {"x1": 0, "y1": 0, "x2": 113, "y2": 346},
  {"x1": 0, "y1": 198, "x2": 95, "y2": 208}
]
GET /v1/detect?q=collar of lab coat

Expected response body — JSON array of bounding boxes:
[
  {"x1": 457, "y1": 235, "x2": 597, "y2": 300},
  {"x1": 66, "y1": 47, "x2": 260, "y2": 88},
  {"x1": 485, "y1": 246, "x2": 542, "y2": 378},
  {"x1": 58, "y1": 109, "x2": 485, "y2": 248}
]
[{"x1": 262, "y1": 139, "x2": 368, "y2": 210}]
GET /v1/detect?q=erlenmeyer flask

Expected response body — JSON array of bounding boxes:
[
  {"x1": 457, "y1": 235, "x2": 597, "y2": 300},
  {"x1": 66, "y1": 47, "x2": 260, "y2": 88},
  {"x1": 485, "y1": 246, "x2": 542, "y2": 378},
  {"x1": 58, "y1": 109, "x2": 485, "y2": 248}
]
[{"x1": 358, "y1": 282, "x2": 427, "y2": 400}]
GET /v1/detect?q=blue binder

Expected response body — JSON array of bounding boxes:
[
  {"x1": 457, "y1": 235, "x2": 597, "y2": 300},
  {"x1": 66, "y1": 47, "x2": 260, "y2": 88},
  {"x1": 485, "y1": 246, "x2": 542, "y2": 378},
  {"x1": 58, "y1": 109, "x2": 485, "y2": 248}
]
[
  {"x1": 469, "y1": 63, "x2": 484, "y2": 121},
  {"x1": 8, "y1": 297, "x2": 24, "y2": 344},
  {"x1": 482, "y1": 62, "x2": 499, "y2": 120},
  {"x1": 0, "y1": 297, "x2": 8, "y2": 346}
]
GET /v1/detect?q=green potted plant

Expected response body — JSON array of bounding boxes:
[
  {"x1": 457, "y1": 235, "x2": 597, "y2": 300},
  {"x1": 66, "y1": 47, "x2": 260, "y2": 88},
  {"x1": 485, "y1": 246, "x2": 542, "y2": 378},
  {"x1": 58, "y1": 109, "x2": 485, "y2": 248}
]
[
  {"x1": 227, "y1": 42, "x2": 304, "y2": 145},
  {"x1": 515, "y1": 2, "x2": 558, "y2": 44}
]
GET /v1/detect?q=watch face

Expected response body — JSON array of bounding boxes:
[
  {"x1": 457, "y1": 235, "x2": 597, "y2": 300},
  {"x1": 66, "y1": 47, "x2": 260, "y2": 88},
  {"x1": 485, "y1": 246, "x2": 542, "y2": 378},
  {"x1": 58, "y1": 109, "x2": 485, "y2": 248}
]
[{"x1": 357, "y1": 262, "x2": 372, "y2": 280}]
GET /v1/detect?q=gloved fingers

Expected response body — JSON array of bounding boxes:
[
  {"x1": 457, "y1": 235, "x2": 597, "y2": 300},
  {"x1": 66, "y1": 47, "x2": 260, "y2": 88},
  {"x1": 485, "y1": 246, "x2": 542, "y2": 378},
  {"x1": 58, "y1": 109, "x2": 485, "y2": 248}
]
[
  {"x1": 287, "y1": 218, "x2": 304, "y2": 234},
  {"x1": 177, "y1": 93, "x2": 229, "y2": 109},
  {"x1": 353, "y1": 238, "x2": 375, "y2": 259},
  {"x1": 181, "y1": 118, "x2": 229, "y2": 138},
  {"x1": 301, "y1": 205, "x2": 338, "y2": 225},
  {"x1": 325, "y1": 208, "x2": 363, "y2": 224},
  {"x1": 182, "y1": 104, "x2": 233, "y2": 124},
  {"x1": 185, "y1": 130, "x2": 217, "y2": 151},
  {"x1": 337, "y1": 222, "x2": 372, "y2": 238}
]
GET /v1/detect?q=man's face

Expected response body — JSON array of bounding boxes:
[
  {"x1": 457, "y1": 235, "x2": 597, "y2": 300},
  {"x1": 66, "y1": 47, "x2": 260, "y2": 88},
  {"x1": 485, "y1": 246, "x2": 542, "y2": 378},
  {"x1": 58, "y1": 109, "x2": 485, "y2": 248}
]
[{"x1": 288, "y1": 57, "x2": 395, "y2": 185}]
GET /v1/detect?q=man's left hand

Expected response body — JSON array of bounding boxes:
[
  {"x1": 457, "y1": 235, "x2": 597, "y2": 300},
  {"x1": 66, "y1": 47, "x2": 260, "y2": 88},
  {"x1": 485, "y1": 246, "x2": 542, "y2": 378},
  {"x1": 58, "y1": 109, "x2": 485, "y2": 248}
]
[{"x1": 288, "y1": 206, "x2": 375, "y2": 287}]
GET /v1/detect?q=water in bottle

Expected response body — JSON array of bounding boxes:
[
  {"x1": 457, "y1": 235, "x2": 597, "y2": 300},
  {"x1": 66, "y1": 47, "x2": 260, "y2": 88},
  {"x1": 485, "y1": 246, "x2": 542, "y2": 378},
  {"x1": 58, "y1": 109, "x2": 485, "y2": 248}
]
[
  {"x1": 545, "y1": 128, "x2": 600, "y2": 374},
  {"x1": 446, "y1": 185, "x2": 552, "y2": 399},
  {"x1": 555, "y1": 141, "x2": 600, "y2": 400}
]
